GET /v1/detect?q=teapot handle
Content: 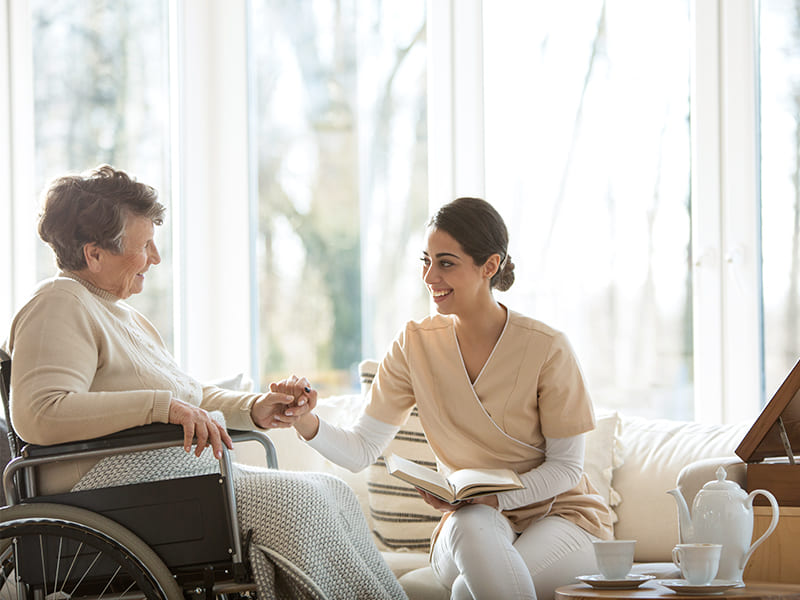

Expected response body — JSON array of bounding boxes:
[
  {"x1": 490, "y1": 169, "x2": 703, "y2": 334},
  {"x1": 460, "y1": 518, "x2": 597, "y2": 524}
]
[{"x1": 741, "y1": 489, "x2": 780, "y2": 569}]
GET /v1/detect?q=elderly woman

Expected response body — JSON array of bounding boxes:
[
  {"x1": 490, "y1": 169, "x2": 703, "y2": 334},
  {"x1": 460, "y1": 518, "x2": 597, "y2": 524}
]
[{"x1": 4, "y1": 165, "x2": 405, "y2": 600}]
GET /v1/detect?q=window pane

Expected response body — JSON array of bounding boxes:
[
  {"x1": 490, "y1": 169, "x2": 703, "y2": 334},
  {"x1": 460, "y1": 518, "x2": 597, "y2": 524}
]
[
  {"x1": 759, "y1": 0, "x2": 800, "y2": 397},
  {"x1": 483, "y1": 1, "x2": 692, "y2": 418},
  {"x1": 249, "y1": 0, "x2": 428, "y2": 394},
  {"x1": 30, "y1": 0, "x2": 173, "y2": 346}
]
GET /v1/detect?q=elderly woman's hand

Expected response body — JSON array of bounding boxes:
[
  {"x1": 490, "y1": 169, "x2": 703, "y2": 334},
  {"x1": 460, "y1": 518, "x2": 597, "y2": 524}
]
[
  {"x1": 168, "y1": 398, "x2": 234, "y2": 459},
  {"x1": 250, "y1": 375, "x2": 317, "y2": 430}
]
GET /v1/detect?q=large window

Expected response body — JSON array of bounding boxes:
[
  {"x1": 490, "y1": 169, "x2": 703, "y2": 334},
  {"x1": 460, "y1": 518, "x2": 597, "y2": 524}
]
[
  {"x1": 248, "y1": 0, "x2": 428, "y2": 395},
  {"x1": 3, "y1": 0, "x2": 796, "y2": 423},
  {"x1": 483, "y1": 1, "x2": 692, "y2": 418}
]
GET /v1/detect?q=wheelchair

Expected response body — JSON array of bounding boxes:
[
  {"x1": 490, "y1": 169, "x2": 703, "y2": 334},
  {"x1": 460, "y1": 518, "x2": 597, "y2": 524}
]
[{"x1": 0, "y1": 348, "x2": 278, "y2": 599}]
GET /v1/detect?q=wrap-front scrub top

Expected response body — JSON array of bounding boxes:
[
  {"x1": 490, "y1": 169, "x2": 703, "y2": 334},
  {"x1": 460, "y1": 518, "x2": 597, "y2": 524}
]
[{"x1": 365, "y1": 308, "x2": 614, "y2": 539}]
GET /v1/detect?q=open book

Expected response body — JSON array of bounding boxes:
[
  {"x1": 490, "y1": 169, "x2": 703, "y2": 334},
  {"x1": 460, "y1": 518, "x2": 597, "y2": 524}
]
[{"x1": 385, "y1": 453, "x2": 524, "y2": 504}]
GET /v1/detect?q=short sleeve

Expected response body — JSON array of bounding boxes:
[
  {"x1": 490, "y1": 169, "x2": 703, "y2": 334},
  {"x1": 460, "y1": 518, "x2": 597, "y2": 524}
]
[
  {"x1": 536, "y1": 332, "x2": 595, "y2": 438},
  {"x1": 364, "y1": 328, "x2": 416, "y2": 426}
]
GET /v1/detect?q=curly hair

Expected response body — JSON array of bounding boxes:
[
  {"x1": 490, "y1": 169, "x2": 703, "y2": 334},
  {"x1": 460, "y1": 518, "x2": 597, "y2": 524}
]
[
  {"x1": 38, "y1": 165, "x2": 165, "y2": 271},
  {"x1": 427, "y1": 197, "x2": 515, "y2": 291}
]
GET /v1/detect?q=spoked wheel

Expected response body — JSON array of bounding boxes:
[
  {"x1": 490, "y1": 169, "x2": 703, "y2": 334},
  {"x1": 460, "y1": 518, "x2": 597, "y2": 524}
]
[{"x1": 0, "y1": 503, "x2": 182, "y2": 600}]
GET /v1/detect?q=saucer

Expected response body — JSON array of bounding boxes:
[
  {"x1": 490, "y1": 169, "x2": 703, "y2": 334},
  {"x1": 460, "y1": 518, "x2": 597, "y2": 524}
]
[
  {"x1": 657, "y1": 579, "x2": 745, "y2": 595},
  {"x1": 576, "y1": 574, "x2": 656, "y2": 589}
]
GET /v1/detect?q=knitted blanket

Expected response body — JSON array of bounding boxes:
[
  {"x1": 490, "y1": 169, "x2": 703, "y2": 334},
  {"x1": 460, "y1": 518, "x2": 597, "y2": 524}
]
[{"x1": 73, "y1": 447, "x2": 407, "y2": 600}]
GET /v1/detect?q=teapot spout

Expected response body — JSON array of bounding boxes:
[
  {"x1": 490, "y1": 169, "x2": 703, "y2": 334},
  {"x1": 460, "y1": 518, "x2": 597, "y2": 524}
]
[{"x1": 667, "y1": 488, "x2": 694, "y2": 543}]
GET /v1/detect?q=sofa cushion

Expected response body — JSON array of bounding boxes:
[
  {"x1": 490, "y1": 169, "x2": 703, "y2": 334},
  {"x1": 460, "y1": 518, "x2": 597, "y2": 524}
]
[
  {"x1": 368, "y1": 407, "x2": 442, "y2": 552},
  {"x1": 612, "y1": 415, "x2": 749, "y2": 562}
]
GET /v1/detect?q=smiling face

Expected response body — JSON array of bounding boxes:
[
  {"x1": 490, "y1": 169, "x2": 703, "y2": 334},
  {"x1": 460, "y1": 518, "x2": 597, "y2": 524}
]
[
  {"x1": 83, "y1": 214, "x2": 161, "y2": 299},
  {"x1": 421, "y1": 228, "x2": 497, "y2": 316}
]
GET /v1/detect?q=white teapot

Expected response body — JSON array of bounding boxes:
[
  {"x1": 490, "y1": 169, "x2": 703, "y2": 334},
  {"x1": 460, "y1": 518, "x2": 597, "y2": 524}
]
[{"x1": 667, "y1": 466, "x2": 779, "y2": 583}]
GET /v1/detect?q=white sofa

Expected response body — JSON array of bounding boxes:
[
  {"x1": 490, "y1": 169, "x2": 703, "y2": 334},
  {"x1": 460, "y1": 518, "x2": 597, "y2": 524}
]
[{"x1": 236, "y1": 394, "x2": 750, "y2": 600}]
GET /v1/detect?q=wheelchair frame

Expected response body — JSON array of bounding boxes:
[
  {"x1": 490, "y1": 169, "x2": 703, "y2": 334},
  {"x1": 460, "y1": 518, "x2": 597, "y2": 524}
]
[{"x1": 0, "y1": 348, "x2": 279, "y2": 599}]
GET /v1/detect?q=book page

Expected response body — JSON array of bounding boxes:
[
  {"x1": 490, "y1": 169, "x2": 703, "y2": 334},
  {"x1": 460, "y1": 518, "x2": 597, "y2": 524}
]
[
  {"x1": 385, "y1": 454, "x2": 454, "y2": 501},
  {"x1": 447, "y1": 467, "x2": 523, "y2": 499}
]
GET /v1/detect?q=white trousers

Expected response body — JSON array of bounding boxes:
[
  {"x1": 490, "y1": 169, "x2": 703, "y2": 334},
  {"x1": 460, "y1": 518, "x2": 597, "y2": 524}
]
[{"x1": 430, "y1": 504, "x2": 598, "y2": 600}]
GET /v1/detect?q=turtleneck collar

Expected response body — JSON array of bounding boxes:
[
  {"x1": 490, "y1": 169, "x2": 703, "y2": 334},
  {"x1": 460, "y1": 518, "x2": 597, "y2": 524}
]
[{"x1": 60, "y1": 271, "x2": 122, "y2": 304}]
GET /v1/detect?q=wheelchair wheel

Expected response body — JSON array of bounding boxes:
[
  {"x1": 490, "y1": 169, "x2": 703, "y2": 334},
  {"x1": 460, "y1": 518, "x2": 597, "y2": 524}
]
[{"x1": 0, "y1": 503, "x2": 183, "y2": 600}]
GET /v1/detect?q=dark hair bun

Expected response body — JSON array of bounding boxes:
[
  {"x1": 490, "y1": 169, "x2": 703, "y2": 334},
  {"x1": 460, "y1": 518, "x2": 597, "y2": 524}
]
[{"x1": 494, "y1": 256, "x2": 515, "y2": 292}]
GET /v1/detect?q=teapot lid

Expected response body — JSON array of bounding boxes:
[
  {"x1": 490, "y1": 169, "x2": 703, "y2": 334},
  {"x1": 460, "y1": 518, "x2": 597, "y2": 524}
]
[{"x1": 701, "y1": 466, "x2": 741, "y2": 491}]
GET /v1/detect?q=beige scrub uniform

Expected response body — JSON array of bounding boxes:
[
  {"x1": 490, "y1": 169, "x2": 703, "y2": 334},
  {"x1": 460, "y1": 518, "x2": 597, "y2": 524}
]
[{"x1": 365, "y1": 308, "x2": 614, "y2": 598}]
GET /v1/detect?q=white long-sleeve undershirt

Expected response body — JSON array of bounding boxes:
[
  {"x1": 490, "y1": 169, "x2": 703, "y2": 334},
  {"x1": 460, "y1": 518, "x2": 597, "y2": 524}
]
[{"x1": 305, "y1": 411, "x2": 585, "y2": 511}]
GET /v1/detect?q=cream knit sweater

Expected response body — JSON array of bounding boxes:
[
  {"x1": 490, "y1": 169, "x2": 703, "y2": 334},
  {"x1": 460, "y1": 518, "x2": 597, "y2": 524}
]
[{"x1": 5, "y1": 272, "x2": 262, "y2": 493}]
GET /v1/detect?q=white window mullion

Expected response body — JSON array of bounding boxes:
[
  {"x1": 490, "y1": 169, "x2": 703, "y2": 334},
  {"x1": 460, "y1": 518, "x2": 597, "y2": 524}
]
[
  {"x1": 691, "y1": 0, "x2": 725, "y2": 423},
  {"x1": 169, "y1": 0, "x2": 187, "y2": 367},
  {"x1": 718, "y1": 0, "x2": 763, "y2": 422},
  {"x1": 177, "y1": 0, "x2": 251, "y2": 382},
  {"x1": 692, "y1": 0, "x2": 762, "y2": 424},
  {"x1": 427, "y1": 0, "x2": 455, "y2": 209},
  {"x1": 453, "y1": 0, "x2": 484, "y2": 198},
  {"x1": 1, "y1": 0, "x2": 12, "y2": 328},
  {"x1": 5, "y1": 0, "x2": 36, "y2": 325},
  {"x1": 428, "y1": 0, "x2": 485, "y2": 207}
]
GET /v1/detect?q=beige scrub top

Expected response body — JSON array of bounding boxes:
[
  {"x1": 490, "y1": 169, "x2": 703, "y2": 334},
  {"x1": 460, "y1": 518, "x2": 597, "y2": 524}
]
[{"x1": 365, "y1": 308, "x2": 614, "y2": 540}]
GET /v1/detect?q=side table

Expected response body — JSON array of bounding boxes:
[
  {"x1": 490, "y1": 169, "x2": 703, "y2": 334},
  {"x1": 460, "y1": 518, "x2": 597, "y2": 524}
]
[
  {"x1": 744, "y1": 506, "x2": 800, "y2": 583},
  {"x1": 555, "y1": 582, "x2": 800, "y2": 600}
]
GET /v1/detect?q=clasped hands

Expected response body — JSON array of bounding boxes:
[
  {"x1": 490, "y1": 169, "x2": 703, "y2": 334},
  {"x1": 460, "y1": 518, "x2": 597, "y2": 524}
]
[{"x1": 168, "y1": 375, "x2": 317, "y2": 460}]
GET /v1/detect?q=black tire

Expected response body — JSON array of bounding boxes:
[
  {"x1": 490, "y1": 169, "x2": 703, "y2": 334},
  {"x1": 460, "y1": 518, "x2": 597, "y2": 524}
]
[{"x1": 0, "y1": 503, "x2": 183, "y2": 599}]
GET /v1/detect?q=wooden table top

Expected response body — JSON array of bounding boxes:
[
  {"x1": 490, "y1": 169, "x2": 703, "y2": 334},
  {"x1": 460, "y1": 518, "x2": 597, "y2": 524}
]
[{"x1": 555, "y1": 582, "x2": 800, "y2": 600}]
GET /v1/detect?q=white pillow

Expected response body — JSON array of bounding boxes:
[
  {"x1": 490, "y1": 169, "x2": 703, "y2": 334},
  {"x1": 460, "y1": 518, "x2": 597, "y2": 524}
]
[
  {"x1": 207, "y1": 373, "x2": 253, "y2": 392},
  {"x1": 584, "y1": 412, "x2": 623, "y2": 517}
]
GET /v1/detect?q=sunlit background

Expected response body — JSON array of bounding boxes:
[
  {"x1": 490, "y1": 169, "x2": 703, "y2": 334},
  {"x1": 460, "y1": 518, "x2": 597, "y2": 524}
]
[{"x1": 2, "y1": 0, "x2": 799, "y2": 424}]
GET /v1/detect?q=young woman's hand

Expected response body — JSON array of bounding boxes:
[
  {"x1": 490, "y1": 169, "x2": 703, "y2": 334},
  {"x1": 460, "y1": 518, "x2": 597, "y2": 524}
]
[
  {"x1": 251, "y1": 375, "x2": 317, "y2": 429},
  {"x1": 416, "y1": 489, "x2": 499, "y2": 512},
  {"x1": 468, "y1": 494, "x2": 499, "y2": 509},
  {"x1": 261, "y1": 375, "x2": 319, "y2": 438},
  {"x1": 416, "y1": 489, "x2": 466, "y2": 512}
]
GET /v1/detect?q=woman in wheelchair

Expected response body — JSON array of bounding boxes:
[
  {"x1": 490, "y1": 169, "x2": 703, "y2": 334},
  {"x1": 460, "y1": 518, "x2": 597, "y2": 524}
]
[{"x1": 2, "y1": 165, "x2": 406, "y2": 599}]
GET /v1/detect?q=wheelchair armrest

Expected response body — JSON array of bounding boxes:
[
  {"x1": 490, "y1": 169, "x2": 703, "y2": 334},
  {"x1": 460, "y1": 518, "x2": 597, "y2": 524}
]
[
  {"x1": 22, "y1": 425, "x2": 278, "y2": 467},
  {"x1": 6, "y1": 424, "x2": 278, "y2": 505},
  {"x1": 21, "y1": 423, "x2": 184, "y2": 459}
]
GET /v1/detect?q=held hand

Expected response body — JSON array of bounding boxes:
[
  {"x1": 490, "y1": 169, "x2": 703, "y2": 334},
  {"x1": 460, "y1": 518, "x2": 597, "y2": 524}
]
[
  {"x1": 251, "y1": 375, "x2": 318, "y2": 429},
  {"x1": 168, "y1": 398, "x2": 233, "y2": 459}
]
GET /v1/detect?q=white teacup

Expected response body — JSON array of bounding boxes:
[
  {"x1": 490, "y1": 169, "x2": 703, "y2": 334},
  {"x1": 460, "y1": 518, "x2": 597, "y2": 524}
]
[
  {"x1": 672, "y1": 543, "x2": 722, "y2": 585},
  {"x1": 593, "y1": 540, "x2": 636, "y2": 580}
]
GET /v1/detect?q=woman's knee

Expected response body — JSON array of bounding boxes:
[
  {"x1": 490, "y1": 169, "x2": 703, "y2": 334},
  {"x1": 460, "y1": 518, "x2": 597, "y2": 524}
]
[{"x1": 446, "y1": 504, "x2": 510, "y2": 545}]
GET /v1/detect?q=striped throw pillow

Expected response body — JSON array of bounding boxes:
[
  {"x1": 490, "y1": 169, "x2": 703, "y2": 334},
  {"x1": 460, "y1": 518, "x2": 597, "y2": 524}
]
[{"x1": 367, "y1": 406, "x2": 441, "y2": 552}]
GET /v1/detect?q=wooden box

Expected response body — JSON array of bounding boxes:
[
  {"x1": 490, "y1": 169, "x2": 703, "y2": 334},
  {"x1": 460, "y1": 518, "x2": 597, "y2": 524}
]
[{"x1": 736, "y1": 358, "x2": 800, "y2": 506}]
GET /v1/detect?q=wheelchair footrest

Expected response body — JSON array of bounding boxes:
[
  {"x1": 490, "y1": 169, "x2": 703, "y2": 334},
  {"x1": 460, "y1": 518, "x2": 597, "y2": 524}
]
[{"x1": 26, "y1": 474, "x2": 236, "y2": 570}]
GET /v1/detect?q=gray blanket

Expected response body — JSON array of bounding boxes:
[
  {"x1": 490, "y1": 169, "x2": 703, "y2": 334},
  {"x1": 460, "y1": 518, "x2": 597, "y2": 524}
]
[{"x1": 73, "y1": 447, "x2": 407, "y2": 600}]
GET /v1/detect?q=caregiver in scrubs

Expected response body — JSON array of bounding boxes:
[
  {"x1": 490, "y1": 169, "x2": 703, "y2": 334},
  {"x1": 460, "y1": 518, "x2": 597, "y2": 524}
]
[{"x1": 285, "y1": 197, "x2": 614, "y2": 600}]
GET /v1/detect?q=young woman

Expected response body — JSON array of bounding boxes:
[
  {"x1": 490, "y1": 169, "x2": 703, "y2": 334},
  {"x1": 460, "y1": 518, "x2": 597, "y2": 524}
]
[{"x1": 283, "y1": 197, "x2": 614, "y2": 600}]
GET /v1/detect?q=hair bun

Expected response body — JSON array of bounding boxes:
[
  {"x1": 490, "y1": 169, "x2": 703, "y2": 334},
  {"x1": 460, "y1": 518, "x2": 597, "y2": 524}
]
[{"x1": 495, "y1": 255, "x2": 515, "y2": 292}]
